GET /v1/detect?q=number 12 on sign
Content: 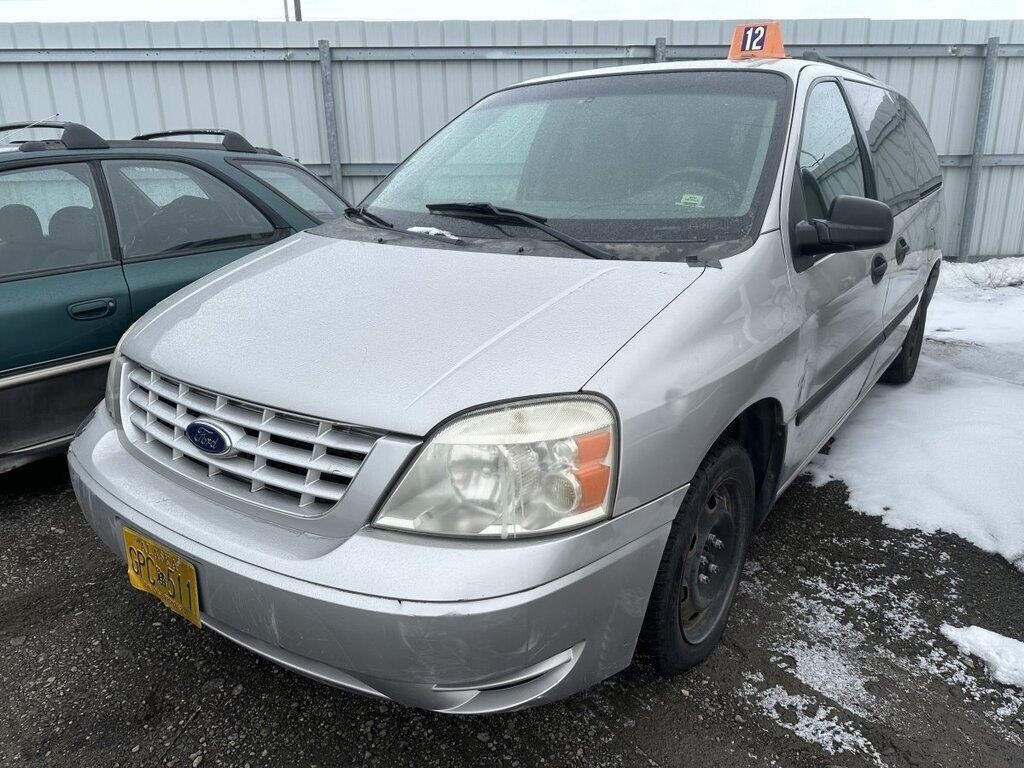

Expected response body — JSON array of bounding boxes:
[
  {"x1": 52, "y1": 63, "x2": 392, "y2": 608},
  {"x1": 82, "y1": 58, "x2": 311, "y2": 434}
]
[{"x1": 740, "y1": 25, "x2": 766, "y2": 51}]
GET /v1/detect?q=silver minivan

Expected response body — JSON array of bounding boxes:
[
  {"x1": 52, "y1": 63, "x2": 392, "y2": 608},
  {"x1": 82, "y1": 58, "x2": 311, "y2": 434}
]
[{"x1": 70, "y1": 55, "x2": 944, "y2": 713}]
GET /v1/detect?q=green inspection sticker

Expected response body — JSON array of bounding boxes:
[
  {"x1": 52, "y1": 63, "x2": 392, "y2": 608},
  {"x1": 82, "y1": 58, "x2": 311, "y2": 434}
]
[{"x1": 675, "y1": 194, "x2": 706, "y2": 209}]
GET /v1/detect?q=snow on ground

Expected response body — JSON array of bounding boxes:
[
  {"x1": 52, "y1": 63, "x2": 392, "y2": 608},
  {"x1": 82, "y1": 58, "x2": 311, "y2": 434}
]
[
  {"x1": 808, "y1": 256, "x2": 1024, "y2": 571},
  {"x1": 941, "y1": 625, "x2": 1024, "y2": 689},
  {"x1": 737, "y1": 533, "x2": 1024, "y2": 760},
  {"x1": 740, "y1": 672, "x2": 886, "y2": 767}
]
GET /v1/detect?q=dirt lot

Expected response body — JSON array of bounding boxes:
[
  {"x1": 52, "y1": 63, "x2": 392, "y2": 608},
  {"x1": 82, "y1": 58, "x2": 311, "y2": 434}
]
[{"x1": 1, "y1": 456, "x2": 1022, "y2": 768}]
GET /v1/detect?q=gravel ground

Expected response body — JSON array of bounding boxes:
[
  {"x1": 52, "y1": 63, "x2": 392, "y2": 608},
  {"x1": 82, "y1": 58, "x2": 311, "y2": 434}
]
[{"x1": 1, "y1": 456, "x2": 1022, "y2": 767}]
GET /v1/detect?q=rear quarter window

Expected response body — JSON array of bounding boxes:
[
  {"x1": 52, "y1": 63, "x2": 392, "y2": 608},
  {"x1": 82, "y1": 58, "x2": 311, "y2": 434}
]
[
  {"x1": 900, "y1": 97, "x2": 942, "y2": 194},
  {"x1": 238, "y1": 161, "x2": 347, "y2": 222}
]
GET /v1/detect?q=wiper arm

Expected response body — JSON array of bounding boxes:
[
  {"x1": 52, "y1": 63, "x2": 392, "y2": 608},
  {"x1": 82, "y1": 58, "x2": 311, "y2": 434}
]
[
  {"x1": 345, "y1": 205, "x2": 393, "y2": 230},
  {"x1": 425, "y1": 202, "x2": 617, "y2": 260}
]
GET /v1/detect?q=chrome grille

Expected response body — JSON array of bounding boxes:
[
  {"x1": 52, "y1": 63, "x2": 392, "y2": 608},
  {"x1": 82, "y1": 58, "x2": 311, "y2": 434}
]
[{"x1": 122, "y1": 362, "x2": 381, "y2": 517}]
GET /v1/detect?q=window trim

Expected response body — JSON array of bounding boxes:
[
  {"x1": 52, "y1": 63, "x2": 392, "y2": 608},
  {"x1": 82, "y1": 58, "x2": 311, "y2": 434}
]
[
  {"x1": 100, "y1": 157, "x2": 287, "y2": 264},
  {"x1": 0, "y1": 158, "x2": 119, "y2": 285},
  {"x1": 788, "y1": 74, "x2": 875, "y2": 273},
  {"x1": 228, "y1": 158, "x2": 350, "y2": 223}
]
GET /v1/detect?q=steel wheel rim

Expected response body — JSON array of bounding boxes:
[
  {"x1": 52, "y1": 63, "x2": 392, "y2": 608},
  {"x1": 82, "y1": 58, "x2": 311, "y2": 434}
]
[{"x1": 678, "y1": 479, "x2": 743, "y2": 645}]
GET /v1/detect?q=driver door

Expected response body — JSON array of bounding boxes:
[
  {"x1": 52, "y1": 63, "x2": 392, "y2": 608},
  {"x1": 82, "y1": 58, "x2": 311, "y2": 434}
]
[
  {"x1": 784, "y1": 78, "x2": 889, "y2": 472},
  {"x1": 100, "y1": 159, "x2": 284, "y2": 320}
]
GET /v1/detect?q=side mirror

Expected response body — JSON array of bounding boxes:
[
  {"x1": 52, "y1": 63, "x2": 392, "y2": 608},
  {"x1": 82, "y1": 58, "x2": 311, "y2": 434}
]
[{"x1": 795, "y1": 195, "x2": 894, "y2": 256}]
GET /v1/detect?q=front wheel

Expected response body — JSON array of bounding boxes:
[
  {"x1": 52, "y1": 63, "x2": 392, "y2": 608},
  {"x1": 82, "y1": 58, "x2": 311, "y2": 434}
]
[{"x1": 638, "y1": 439, "x2": 755, "y2": 674}]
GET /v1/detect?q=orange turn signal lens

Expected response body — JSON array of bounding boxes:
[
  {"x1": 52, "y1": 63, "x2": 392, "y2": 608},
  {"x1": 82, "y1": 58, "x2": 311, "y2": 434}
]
[
  {"x1": 574, "y1": 463, "x2": 611, "y2": 511},
  {"x1": 574, "y1": 430, "x2": 611, "y2": 464}
]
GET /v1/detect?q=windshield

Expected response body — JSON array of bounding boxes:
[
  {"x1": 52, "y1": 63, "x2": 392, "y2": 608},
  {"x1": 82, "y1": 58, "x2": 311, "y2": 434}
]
[{"x1": 362, "y1": 70, "x2": 790, "y2": 256}]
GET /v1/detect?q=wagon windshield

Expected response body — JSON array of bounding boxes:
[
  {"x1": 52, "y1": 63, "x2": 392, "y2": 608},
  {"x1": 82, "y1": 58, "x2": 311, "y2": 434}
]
[{"x1": 361, "y1": 70, "x2": 790, "y2": 254}]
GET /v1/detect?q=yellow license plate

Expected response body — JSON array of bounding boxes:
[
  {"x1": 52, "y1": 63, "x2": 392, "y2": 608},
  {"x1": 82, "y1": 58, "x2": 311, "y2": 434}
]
[{"x1": 122, "y1": 527, "x2": 201, "y2": 627}]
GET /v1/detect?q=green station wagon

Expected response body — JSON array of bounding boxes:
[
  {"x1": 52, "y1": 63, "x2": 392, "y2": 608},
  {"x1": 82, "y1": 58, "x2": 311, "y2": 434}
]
[{"x1": 0, "y1": 122, "x2": 348, "y2": 472}]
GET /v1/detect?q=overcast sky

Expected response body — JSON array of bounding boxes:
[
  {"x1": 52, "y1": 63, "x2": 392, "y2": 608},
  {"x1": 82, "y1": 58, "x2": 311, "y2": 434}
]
[{"x1": 1, "y1": 0, "x2": 1022, "y2": 23}]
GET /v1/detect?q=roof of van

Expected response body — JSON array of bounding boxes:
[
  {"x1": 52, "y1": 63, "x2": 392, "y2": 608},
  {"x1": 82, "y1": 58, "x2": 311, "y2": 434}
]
[{"x1": 516, "y1": 57, "x2": 884, "y2": 89}]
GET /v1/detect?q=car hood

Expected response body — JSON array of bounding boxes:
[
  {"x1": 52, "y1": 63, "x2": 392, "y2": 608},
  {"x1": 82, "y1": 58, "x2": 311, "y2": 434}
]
[{"x1": 126, "y1": 232, "x2": 704, "y2": 435}]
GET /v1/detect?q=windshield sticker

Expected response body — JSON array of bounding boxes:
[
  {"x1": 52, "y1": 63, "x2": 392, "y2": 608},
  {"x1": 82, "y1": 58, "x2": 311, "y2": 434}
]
[{"x1": 675, "y1": 194, "x2": 706, "y2": 209}]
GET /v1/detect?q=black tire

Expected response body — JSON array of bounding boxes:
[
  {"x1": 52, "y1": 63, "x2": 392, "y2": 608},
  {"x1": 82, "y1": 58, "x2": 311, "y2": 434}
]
[
  {"x1": 880, "y1": 275, "x2": 936, "y2": 385},
  {"x1": 638, "y1": 439, "x2": 755, "y2": 674}
]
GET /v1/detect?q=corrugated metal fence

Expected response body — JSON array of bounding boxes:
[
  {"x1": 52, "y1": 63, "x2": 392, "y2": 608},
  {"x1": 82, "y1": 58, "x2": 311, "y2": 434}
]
[{"x1": 1, "y1": 18, "x2": 1023, "y2": 259}]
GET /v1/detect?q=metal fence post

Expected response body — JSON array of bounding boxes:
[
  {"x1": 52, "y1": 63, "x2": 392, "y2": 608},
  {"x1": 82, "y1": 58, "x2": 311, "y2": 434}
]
[
  {"x1": 957, "y1": 36, "x2": 999, "y2": 262},
  {"x1": 318, "y1": 39, "x2": 344, "y2": 194},
  {"x1": 654, "y1": 37, "x2": 667, "y2": 63}
]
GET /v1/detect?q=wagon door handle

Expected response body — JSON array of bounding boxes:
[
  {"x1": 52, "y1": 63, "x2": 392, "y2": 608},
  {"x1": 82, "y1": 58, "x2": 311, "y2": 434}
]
[
  {"x1": 894, "y1": 237, "x2": 910, "y2": 264},
  {"x1": 68, "y1": 297, "x2": 117, "y2": 320},
  {"x1": 870, "y1": 254, "x2": 888, "y2": 284}
]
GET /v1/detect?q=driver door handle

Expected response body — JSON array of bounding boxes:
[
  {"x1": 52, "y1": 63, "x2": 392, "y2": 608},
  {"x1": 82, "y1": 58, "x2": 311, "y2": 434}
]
[
  {"x1": 870, "y1": 254, "x2": 888, "y2": 285},
  {"x1": 68, "y1": 297, "x2": 117, "y2": 320}
]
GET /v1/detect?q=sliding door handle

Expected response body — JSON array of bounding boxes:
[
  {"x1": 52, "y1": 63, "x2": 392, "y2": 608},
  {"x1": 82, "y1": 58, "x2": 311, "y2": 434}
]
[
  {"x1": 870, "y1": 254, "x2": 888, "y2": 285},
  {"x1": 895, "y1": 237, "x2": 910, "y2": 263}
]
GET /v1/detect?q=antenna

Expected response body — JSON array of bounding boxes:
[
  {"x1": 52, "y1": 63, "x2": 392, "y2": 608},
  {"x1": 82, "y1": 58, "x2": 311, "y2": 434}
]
[{"x1": 0, "y1": 113, "x2": 60, "y2": 144}]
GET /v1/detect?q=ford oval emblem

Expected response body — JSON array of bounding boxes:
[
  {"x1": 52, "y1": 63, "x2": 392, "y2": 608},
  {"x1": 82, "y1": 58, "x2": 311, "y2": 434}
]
[{"x1": 185, "y1": 419, "x2": 234, "y2": 457}]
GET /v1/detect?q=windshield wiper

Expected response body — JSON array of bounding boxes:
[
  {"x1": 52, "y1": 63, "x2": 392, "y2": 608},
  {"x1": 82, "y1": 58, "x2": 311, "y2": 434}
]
[
  {"x1": 425, "y1": 202, "x2": 617, "y2": 260},
  {"x1": 345, "y1": 205, "x2": 393, "y2": 230}
]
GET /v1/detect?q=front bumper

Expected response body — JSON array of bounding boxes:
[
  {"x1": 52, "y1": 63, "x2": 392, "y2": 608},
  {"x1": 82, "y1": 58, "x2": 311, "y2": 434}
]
[{"x1": 69, "y1": 407, "x2": 683, "y2": 713}]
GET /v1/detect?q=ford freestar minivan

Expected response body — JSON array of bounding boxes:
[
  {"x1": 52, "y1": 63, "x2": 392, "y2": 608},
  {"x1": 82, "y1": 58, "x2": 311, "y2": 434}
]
[{"x1": 70, "y1": 54, "x2": 944, "y2": 713}]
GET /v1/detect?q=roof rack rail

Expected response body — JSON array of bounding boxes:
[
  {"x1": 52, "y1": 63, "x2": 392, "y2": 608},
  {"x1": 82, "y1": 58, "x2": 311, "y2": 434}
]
[
  {"x1": 132, "y1": 128, "x2": 257, "y2": 153},
  {"x1": 800, "y1": 51, "x2": 874, "y2": 79},
  {"x1": 0, "y1": 121, "x2": 108, "y2": 151}
]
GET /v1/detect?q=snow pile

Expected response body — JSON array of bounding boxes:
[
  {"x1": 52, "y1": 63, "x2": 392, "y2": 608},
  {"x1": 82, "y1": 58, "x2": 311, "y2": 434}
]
[
  {"x1": 809, "y1": 256, "x2": 1024, "y2": 571},
  {"x1": 937, "y1": 256, "x2": 1024, "y2": 290},
  {"x1": 941, "y1": 625, "x2": 1024, "y2": 689}
]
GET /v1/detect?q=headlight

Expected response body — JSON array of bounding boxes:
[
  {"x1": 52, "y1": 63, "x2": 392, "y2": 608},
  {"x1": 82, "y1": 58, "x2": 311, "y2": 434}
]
[
  {"x1": 104, "y1": 332, "x2": 130, "y2": 422},
  {"x1": 373, "y1": 397, "x2": 617, "y2": 539}
]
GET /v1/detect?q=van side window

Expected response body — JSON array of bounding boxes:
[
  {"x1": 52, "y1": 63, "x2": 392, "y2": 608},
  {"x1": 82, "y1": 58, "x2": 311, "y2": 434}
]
[
  {"x1": 102, "y1": 160, "x2": 275, "y2": 259},
  {"x1": 797, "y1": 81, "x2": 866, "y2": 221},
  {"x1": 843, "y1": 81, "x2": 920, "y2": 213},
  {"x1": 901, "y1": 97, "x2": 942, "y2": 195},
  {"x1": 0, "y1": 163, "x2": 111, "y2": 279}
]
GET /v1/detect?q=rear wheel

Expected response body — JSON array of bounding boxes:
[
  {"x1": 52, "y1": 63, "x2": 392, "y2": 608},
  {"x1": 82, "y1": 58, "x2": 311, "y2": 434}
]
[
  {"x1": 880, "y1": 303, "x2": 926, "y2": 385},
  {"x1": 881, "y1": 271, "x2": 938, "y2": 385},
  {"x1": 639, "y1": 439, "x2": 755, "y2": 673}
]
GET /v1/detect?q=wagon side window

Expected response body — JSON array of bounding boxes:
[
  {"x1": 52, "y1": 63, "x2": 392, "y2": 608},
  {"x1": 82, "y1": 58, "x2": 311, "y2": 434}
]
[
  {"x1": 0, "y1": 163, "x2": 112, "y2": 279},
  {"x1": 797, "y1": 81, "x2": 866, "y2": 221},
  {"x1": 101, "y1": 160, "x2": 275, "y2": 259}
]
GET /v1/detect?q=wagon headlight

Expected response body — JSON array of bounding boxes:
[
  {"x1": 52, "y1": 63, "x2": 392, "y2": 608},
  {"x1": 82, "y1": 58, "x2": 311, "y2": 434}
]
[
  {"x1": 104, "y1": 333, "x2": 129, "y2": 423},
  {"x1": 373, "y1": 397, "x2": 617, "y2": 539}
]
